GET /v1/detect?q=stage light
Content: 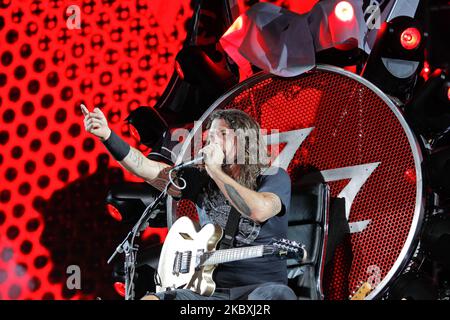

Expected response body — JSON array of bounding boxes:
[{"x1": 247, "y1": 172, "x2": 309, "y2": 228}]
[
  {"x1": 107, "y1": 204, "x2": 122, "y2": 222},
  {"x1": 361, "y1": 16, "x2": 425, "y2": 102},
  {"x1": 334, "y1": 1, "x2": 354, "y2": 22},
  {"x1": 105, "y1": 182, "x2": 167, "y2": 226},
  {"x1": 150, "y1": 0, "x2": 239, "y2": 123},
  {"x1": 141, "y1": 227, "x2": 168, "y2": 243},
  {"x1": 125, "y1": 107, "x2": 168, "y2": 150},
  {"x1": 112, "y1": 246, "x2": 161, "y2": 299},
  {"x1": 114, "y1": 281, "x2": 125, "y2": 297},
  {"x1": 400, "y1": 27, "x2": 421, "y2": 50}
]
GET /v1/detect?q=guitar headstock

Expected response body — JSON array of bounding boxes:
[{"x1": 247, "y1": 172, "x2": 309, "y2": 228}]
[
  {"x1": 350, "y1": 282, "x2": 373, "y2": 300},
  {"x1": 270, "y1": 239, "x2": 307, "y2": 262}
]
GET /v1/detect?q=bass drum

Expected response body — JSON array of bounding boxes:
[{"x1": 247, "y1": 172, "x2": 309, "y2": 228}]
[{"x1": 167, "y1": 65, "x2": 424, "y2": 300}]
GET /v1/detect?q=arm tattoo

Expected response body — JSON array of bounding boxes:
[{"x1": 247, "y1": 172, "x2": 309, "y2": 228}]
[
  {"x1": 224, "y1": 184, "x2": 252, "y2": 217},
  {"x1": 129, "y1": 149, "x2": 143, "y2": 168}
]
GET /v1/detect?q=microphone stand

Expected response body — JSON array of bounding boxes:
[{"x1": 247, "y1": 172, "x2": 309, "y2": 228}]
[{"x1": 107, "y1": 175, "x2": 175, "y2": 300}]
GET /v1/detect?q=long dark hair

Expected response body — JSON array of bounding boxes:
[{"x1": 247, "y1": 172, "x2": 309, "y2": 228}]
[{"x1": 205, "y1": 109, "x2": 270, "y2": 190}]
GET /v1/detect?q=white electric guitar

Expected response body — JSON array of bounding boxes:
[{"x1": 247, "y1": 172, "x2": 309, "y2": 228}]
[{"x1": 156, "y1": 216, "x2": 307, "y2": 296}]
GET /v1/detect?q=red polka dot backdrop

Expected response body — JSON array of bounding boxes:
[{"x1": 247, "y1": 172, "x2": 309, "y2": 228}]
[{"x1": 0, "y1": 0, "x2": 193, "y2": 300}]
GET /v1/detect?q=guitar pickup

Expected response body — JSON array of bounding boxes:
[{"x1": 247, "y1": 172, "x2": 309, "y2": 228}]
[{"x1": 180, "y1": 251, "x2": 192, "y2": 274}]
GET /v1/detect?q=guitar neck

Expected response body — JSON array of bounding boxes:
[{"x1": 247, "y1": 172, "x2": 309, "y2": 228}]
[{"x1": 201, "y1": 245, "x2": 269, "y2": 266}]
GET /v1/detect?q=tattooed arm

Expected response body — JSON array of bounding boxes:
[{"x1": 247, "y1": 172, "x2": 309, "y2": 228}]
[
  {"x1": 80, "y1": 104, "x2": 180, "y2": 197},
  {"x1": 118, "y1": 146, "x2": 163, "y2": 180},
  {"x1": 118, "y1": 147, "x2": 181, "y2": 197},
  {"x1": 207, "y1": 167, "x2": 282, "y2": 223}
]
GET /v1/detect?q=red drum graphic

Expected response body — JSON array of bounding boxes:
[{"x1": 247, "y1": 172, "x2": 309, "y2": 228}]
[{"x1": 168, "y1": 65, "x2": 424, "y2": 299}]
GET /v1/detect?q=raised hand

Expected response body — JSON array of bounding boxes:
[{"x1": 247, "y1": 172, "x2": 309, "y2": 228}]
[
  {"x1": 81, "y1": 104, "x2": 111, "y2": 141},
  {"x1": 199, "y1": 142, "x2": 225, "y2": 174}
]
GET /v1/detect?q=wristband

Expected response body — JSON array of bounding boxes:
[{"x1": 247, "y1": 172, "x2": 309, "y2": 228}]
[{"x1": 101, "y1": 130, "x2": 131, "y2": 161}]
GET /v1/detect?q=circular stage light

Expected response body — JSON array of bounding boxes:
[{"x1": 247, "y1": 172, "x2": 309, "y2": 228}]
[
  {"x1": 334, "y1": 1, "x2": 354, "y2": 22},
  {"x1": 113, "y1": 281, "x2": 126, "y2": 297},
  {"x1": 400, "y1": 27, "x2": 422, "y2": 50}
]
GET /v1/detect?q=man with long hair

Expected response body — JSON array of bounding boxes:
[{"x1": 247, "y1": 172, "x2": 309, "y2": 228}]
[{"x1": 82, "y1": 105, "x2": 296, "y2": 300}]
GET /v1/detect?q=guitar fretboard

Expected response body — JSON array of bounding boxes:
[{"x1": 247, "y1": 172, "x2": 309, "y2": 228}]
[{"x1": 200, "y1": 245, "x2": 267, "y2": 266}]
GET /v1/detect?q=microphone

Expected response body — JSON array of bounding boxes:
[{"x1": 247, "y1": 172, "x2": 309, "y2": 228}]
[{"x1": 171, "y1": 155, "x2": 205, "y2": 171}]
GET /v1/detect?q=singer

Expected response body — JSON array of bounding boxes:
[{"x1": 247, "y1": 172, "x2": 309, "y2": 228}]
[{"x1": 81, "y1": 105, "x2": 296, "y2": 300}]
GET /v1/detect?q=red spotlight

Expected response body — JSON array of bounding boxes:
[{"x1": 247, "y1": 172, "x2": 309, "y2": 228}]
[
  {"x1": 114, "y1": 282, "x2": 126, "y2": 297},
  {"x1": 447, "y1": 86, "x2": 450, "y2": 101},
  {"x1": 141, "y1": 227, "x2": 168, "y2": 243},
  {"x1": 107, "y1": 204, "x2": 123, "y2": 222},
  {"x1": 400, "y1": 27, "x2": 421, "y2": 50},
  {"x1": 129, "y1": 124, "x2": 141, "y2": 142},
  {"x1": 334, "y1": 1, "x2": 354, "y2": 22}
]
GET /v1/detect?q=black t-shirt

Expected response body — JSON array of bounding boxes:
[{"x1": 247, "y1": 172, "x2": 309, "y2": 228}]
[{"x1": 177, "y1": 166, "x2": 291, "y2": 288}]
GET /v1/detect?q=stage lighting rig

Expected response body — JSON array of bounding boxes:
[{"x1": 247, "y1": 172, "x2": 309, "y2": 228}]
[
  {"x1": 149, "y1": 0, "x2": 239, "y2": 123},
  {"x1": 105, "y1": 182, "x2": 167, "y2": 227},
  {"x1": 125, "y1": 106, "x2": 185, "y2": 165},
  {"x1": 112, "y1": 261, "x2": 158, "y2": 299},
  {"x1": 125, "y1": 107, "x2": 169, "y2": 150},
  {"x1": 362, "y1": 16, "x2": 426, "y2": 102}
]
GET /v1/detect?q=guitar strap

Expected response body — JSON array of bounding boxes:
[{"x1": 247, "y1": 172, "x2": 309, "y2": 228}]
[
  {"x1": 219, "y1": 174, "x2": 264, "y2": 250},
  {"x1": 219, "y1": 206, "x2": 241, "y2": 250},
  {"x1": 178, "y1": 167, "x2": 242, "y2": 250}
]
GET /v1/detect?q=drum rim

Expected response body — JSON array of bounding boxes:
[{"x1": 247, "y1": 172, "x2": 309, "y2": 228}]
[{"x1": 167, "y1": 64, "x2": 425, "y2": 300}]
